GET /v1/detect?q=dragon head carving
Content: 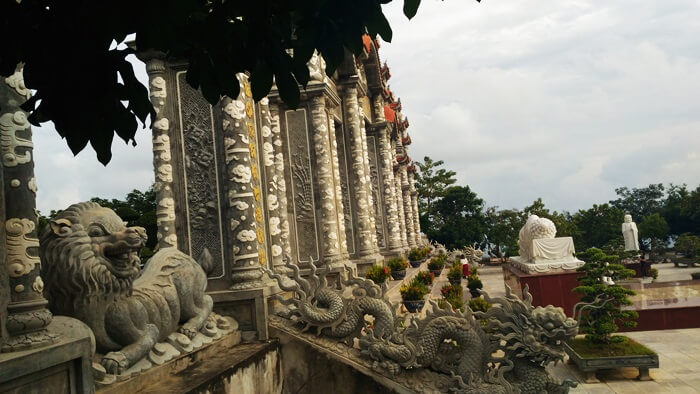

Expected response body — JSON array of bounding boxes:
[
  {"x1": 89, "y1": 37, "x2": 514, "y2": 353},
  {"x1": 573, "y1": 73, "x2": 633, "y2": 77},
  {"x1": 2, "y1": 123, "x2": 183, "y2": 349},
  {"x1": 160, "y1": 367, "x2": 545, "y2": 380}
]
[
  {"x1": 479, "y1": 285, "x2": 578, "y2": 366},
  {"x1": 40, "y1": 202, "x2": 147, "y2": 312}
]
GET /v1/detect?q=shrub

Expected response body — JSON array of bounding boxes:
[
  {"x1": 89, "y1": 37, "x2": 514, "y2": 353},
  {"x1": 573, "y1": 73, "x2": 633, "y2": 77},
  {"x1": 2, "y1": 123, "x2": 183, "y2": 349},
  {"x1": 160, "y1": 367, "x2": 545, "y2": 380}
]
[
  {"x1": 427, "y1": 257, "x2": 445, "y2": 271},
  {"x1": 447, "y1": 265, "x2": 462, "y2": 283},
  {"x1": 400, "y1": 279, "x2": 428, "y2": 301},
  {"x1": 467, "y1": 278, "x2": 483, "y2": 293},
  {"x1": 469, "y1": 297, "x2": 491, "y2": 313},
  {"x1": 648, "y1": 267, "x2": 658, "y2": 280},
  {"x1": 407, "y1": 248, "x2": 424, "y2": 261},
  {"x1": 573, "y1": 247, "x2": 638, "y2": 344},
  {"x1": 441, "y1": 284, "x2": 464, "y2": 311},
  {"x1": 387, "y1": 257, "x2": 408, "y2": 272},
  {"x1": 414, "y1": 271, "x2": 435, "y2": 286},
  {"x1": 365, "y1": 265, "x2": 390, "y2": 284}
]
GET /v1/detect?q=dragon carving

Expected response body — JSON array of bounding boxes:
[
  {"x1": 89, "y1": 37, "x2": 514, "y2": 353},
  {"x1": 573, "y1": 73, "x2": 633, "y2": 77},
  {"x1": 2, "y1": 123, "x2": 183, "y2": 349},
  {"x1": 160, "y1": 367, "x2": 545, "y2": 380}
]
[
  {"x1": 39, "y1": 202, "x2": 218, "y2": 375},
  {"x1": 269, "y1": 258, "x2": 593, "y2": 393}
]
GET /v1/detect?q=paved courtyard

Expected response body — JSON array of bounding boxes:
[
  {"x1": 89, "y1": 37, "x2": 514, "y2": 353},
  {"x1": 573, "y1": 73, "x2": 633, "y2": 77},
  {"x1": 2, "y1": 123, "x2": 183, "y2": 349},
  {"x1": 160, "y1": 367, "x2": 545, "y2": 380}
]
[{"x1": 477, "y1": 264, "x2": 700, "y2": 393}]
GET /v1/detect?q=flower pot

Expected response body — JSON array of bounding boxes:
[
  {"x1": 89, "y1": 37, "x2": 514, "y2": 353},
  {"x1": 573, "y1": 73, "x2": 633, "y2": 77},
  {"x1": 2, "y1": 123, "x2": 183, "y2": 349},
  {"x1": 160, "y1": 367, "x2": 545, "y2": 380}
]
[
  {"x1": 469, "y1": 289, "x2": 481, "y2": 298},
  {"x1": 429, "y1": 269, "x2": 441, "y2": 277},
  {"x1": 409, "y1": 260, "x2": 422, "y2": 268},
  {"x1": 565, "y1": 340, "x2": 658, "y2": 383},
  {"x1": 391, "y1": 270, "x2": 407, "y2": 280},
  {"x1": 692, "y1": 272, "x2": 700, "y2": 280},
  {"x1": 449, "y1": 278, "x2": 461, "y2": 286},
  {"x1": 402, "y1": 300, "x2": 425, "y2": 313}
]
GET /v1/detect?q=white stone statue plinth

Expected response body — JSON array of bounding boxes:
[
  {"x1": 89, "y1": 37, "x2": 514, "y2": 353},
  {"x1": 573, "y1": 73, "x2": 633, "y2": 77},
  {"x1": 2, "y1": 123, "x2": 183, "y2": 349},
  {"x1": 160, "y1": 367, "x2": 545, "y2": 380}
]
[
  {"x1": 621, "y1": 214, "x2": 640, "y2": 251},
  {"x1": 510, "y1": 215, "x2": 583, "y2": 274}
]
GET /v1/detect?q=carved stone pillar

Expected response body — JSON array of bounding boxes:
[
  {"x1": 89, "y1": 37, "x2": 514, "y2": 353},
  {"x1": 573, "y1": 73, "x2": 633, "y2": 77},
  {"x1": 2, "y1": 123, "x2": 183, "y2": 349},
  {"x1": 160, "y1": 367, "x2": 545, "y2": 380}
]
[
  {"x1": 0, "y1": 68, "x2": 56, "y2": 352},
  {"x1": 268, "y1": 102, "x2": 293, "y2": 269},
  {"x1": 310, "y1": 95, "x2": 344, "y2": 266},
  {"x1": 327, "y1": 114, "x2": 350, "y2": 259},
  {"x1": 221, "y1": 85, "x2": 264, "y2": 288},
  {"x1": 401, "y1": 166, "x2": 417, "y2": 248},
  {"x1": 258, "y1": 98, "x2": 285, "y2": 272},
  {"x1": 394, "y1": 170, "x2": 409, "y2": 250},
  {"x1": 144, "y1": 53, "x2": 178, "y2": 250},
  {"x1": 408, "y1": 171, "x2": 422, "y2": 245},
  {"x1": 342, "y1": 86, "x2": 382, "y2": 261},
  {"x1": 378, "y1": 129, "x2": 403, "y2": 254},
  {"x1": 359, "y1": 105, "x2": 379, "y2": 249}
]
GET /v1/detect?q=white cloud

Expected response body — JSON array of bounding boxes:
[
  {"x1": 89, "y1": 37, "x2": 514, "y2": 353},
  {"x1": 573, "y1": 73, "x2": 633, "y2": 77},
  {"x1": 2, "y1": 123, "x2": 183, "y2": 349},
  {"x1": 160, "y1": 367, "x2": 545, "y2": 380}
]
[
  {"x1": 381, "y1": 0, "x2": 700, "y2": 212},
  {"x1": 30, "y1": 1, "x2": 700, "y2": 215}
]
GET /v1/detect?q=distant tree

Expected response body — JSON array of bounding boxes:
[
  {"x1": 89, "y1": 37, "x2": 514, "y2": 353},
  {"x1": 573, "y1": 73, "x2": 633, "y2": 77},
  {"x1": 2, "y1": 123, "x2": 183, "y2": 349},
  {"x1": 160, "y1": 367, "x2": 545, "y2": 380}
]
[
  {"x1": 522, "y1": 198, "x2": 579, "y2": 240},
  {"x1": 610, "y1": 183, "x2": 665, "y2": 221},
  {"x1": 660, "y1": 184, "x2": 694, "y2": 236},
  {"x1": 414, "y1": 156, "x2": 457, "y2": 236},
  {"x1": 572, "y1": 204, "x2": 625, "y2": 251},
  {"x1": 674, "y1": 233, "x2": 700, "y2": 259},
  {"x1": 638, "y1": 213, "x2": 670, "y2": 258},
  {"x1": 90, "y1": 185, "x2": 157, "y2": 256},
  {"x1": 683, "y1": 186, "x2": 700, "y2": 233},
  {"x1": 432, "y1": 186, "x2": 486, "y2": 249},
  {"x1": 484, "y1": 207, "x2": 522, "y2": 259}
]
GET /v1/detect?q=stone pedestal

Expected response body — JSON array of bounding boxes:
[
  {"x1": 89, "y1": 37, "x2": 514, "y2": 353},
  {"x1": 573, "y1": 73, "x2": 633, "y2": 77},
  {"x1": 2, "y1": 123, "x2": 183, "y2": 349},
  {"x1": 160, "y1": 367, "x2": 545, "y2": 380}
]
[
  {"x1": 0, "y1": 316, "x2": 94, "y2": 393},
  {"x1": 502, "y1": 263, "x2": 582, "y2": 317}
]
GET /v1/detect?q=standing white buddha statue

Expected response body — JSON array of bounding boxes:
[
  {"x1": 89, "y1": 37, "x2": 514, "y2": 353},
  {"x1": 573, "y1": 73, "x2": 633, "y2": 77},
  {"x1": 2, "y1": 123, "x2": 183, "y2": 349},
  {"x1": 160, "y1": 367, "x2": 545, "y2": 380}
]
[{"x1": 621, "y1": 214, "x2": 640, "y2": 251}]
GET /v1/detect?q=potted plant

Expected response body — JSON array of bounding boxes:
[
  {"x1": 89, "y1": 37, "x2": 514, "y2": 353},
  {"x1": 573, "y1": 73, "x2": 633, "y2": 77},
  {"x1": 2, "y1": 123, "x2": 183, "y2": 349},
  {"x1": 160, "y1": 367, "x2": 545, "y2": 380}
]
[
  {"x1": 566, "y1": 248, "x2": 658, "y2": 383},
  {"x1": 440, "y1": 283, "x2": 463, "y2": 311},
  {"x1": 365, "y1": 265, "x2": 390, "y2": 285},
  {"x1": 447, "y1": 264, "x2": 462, "y2": 286},
  {"x1": 468, "y1": 297, "x2": 491, "y2": 313},
  {"x1": 400, "y1": 278, "x2": 428, "y2": 313},
  {"x1": 387, "y1": 257, "x2": 408, "y2": 280},
  {"x1": 466, "y1": 269, "x2": 483, "y2": 298},
  {"x1": 413, "y1": 271, "x2": 435, "y2": 288},
  {"x1": 427, "y1": 256, "x2": 445, "y2": 277},
  {"x1": 407, "y1": 248, "x2": 425, "y2": 268}
]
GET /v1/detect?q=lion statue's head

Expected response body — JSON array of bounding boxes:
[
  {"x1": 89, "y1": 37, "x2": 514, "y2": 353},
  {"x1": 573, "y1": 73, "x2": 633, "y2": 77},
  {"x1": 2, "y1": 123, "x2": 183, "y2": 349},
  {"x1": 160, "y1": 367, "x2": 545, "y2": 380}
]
[{"x1": 40, "y1": 202, "x2": 147, "y2": 313}]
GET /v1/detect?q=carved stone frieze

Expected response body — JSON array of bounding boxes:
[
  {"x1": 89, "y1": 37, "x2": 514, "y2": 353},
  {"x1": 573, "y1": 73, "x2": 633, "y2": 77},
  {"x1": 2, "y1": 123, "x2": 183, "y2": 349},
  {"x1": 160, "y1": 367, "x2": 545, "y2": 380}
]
[
  {"x1": 5, "y1": 218, "x2": 40, "y2": 278},
  {"x1": 0, "y1": 111, "x2": 33, "y2": 167},
  {"x1": 176, "y1": 71, "x2": 225, "y2": 278}
]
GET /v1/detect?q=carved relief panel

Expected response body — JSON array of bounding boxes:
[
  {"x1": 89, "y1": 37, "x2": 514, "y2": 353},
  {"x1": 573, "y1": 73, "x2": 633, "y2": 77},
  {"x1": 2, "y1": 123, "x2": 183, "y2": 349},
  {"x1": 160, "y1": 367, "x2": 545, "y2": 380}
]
[
  {"x1": 283, "y1": 109, "x2": 320, "y2": 264},
  {"x1": 334, "y1": 120, "x2": 355, "y2": 256},
  {"x1": 174, "y1": 71, "x2": 226, "y2": 279}
]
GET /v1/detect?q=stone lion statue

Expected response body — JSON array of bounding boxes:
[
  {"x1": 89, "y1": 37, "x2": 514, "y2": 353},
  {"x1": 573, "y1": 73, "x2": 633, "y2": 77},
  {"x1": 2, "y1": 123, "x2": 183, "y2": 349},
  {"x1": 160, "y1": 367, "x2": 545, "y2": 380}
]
[
  {"x1": 39, "y1": 202, "x2": 213, "y2": 375},
  {"x1": 518, "y1": 214, "x2": 557, "y2": 261}
]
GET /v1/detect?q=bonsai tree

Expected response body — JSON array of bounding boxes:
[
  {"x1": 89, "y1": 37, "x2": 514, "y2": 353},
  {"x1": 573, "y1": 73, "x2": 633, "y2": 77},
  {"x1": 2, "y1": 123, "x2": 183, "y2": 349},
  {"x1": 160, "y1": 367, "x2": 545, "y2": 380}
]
[
  {"x1": 365, "y1": 265, "x2": 390, "y2": 285},
  {"x1": 413, "y1": 271, "x2": 435, "y2": 287},
  {"x1": 573, "y1": 248, "x2": 638, "y2": 344}
]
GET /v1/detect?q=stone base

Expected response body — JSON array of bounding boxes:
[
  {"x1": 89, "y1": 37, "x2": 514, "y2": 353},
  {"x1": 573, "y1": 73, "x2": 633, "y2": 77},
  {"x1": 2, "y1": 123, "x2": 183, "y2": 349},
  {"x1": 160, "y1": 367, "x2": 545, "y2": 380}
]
[
  {"x1": 0, "y1": 316, "x2": 94, "y2": 393},
  {"x1": 503, "y1": 263, "x2": 582, "y2": 317},
  {"x1": 353, "y1": 254, "x2": 385, "y2": 276},
  {"x1": 98, "y1": 335, "x2": 280, "y2": 394},
  {"x1": 269, "y1": 316, "x2": 460, "y2": 394},
  {"x1": 510, "y1": 256, "x2": 584, "y2": 274},
  {"x1": 210, "y1": 283, "x2": 277, "y2": 342},
  {"x1": 564, "y1": 341, "x2": 658, "y2": 383}
]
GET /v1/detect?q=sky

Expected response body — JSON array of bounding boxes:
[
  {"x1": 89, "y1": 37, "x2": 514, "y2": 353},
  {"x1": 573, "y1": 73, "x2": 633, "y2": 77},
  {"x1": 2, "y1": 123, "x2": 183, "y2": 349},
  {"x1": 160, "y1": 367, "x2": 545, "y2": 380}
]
[{"x1": 32, "y1": 0, "x2": 700, "y2": 214}]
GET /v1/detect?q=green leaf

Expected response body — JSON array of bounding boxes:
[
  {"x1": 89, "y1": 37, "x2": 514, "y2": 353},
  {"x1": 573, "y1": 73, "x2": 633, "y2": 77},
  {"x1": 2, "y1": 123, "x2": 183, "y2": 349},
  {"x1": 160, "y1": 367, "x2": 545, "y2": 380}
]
[
  {"x1": 250, "y1": 63, "x2": 274, "y2": 102},
  {"x1": 403, "y1": 0, "x2": 421, "y2": 19},
  {"x1": 275, "y1": 71, "x2": 300, "y2": 109}
]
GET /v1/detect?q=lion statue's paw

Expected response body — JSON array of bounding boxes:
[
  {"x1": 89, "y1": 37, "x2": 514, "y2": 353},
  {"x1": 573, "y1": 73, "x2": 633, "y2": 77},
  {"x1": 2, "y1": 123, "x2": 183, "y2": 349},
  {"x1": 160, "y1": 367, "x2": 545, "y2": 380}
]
[
  {"x1": 102, "y1": 351, "x2": 129, "y2": 375},
  {"x1": 178, "y1": 325, "x2": 199, "y2": 339}
]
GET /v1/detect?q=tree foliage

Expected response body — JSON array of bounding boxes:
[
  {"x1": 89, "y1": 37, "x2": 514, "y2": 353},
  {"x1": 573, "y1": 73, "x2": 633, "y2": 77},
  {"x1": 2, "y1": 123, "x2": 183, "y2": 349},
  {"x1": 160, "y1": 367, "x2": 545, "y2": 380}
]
[
  {"x1": 638, "y1": 213, "x2": 669, "y2": 257},
  {"x1": 573, "y1": 248, "x2": 638, "y2": 344},
  {"x1": 0, "y1": 0, "x2": 471, "y2": 164},
  {"x1": 431, "y1": 186, "x2": 487, "y2": 249},
  {"x1": 415, "y1": 156, "x2": 457, "y2": 232}
]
